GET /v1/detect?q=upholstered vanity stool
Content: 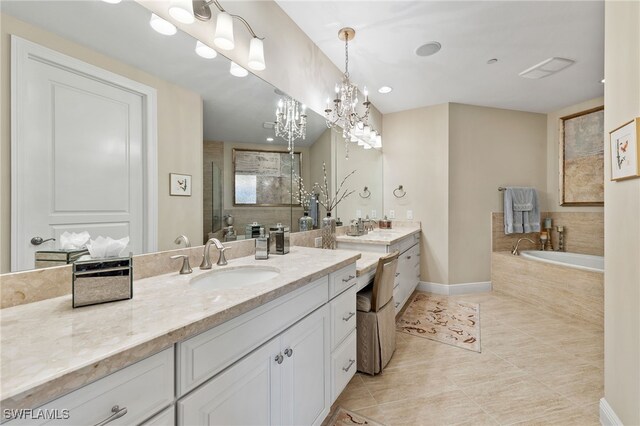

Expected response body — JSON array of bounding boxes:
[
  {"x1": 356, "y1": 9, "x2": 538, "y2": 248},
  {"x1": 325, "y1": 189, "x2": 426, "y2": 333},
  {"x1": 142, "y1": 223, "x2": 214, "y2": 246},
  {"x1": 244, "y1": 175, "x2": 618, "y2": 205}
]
[{"x1": 355, "y1": 251, "x2": 399, "y2": 375}]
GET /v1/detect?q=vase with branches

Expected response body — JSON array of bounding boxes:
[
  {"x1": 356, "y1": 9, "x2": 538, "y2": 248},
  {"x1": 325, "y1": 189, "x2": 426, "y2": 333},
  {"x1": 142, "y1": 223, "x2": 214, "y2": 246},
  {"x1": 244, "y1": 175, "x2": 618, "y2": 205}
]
[{"x1": 313, "y1": 162, "x2": 355, "y2": 249}]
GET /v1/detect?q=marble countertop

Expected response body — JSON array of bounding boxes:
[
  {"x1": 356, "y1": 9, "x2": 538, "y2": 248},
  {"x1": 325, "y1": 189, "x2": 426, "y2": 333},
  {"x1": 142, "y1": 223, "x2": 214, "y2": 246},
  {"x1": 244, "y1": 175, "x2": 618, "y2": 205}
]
[
  {"x1": 355, "y1": 252, "x2": 383, "y2": 277},
  {"x1": 0, "y1": 247, "x2": 360, "y2": 411},
  {"x1": 336, "y1": 226, "x2": 421, "y2": 246}
]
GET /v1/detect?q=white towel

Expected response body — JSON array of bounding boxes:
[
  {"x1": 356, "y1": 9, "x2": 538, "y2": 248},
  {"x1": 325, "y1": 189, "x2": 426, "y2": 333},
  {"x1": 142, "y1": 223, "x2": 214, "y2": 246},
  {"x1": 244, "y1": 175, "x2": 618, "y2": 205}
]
[{"x1": 504, "y1": 187, "x2": 540, "y2": 234}]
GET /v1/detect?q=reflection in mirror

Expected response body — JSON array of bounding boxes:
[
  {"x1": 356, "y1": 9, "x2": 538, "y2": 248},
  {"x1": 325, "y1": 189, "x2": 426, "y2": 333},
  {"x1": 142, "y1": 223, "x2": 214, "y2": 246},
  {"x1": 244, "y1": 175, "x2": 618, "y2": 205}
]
[{"x1": 0, "y1": 0, "x2": 381, "y2": 273}]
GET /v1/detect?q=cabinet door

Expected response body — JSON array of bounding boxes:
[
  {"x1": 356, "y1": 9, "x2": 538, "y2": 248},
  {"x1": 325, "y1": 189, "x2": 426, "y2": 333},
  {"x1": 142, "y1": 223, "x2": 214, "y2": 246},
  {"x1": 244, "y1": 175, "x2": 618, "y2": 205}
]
[
  {"x1": 177, "y1": 338, "x2": 281, "y2": 426},
  {"x1": 280, "y1": 305, "x2": 330, "y2": 426}
]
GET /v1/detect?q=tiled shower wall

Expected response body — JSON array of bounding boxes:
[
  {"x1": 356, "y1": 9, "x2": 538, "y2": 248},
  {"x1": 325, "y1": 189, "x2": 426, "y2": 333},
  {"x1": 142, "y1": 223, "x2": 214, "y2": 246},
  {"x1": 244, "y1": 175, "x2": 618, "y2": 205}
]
[{"x1": 492, "y1": 212, "x2": 604, "y2": 256}]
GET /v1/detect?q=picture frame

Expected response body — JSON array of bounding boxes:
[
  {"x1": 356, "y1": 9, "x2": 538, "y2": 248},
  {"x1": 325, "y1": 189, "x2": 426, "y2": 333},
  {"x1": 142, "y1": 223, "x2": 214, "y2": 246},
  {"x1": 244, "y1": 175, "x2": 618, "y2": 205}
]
[
  {"x1": 559, "y1": 106, "x2": 605, "y2": 206},
  {"x1": 610, "y1": 118, "x2": 640, "y2": 181},
  {"x1": 169, "y1": 173, "x2": 192, "y2": 196},
  {"x1": 232, "y1": 148, "x2": 302, "y2": 207}
]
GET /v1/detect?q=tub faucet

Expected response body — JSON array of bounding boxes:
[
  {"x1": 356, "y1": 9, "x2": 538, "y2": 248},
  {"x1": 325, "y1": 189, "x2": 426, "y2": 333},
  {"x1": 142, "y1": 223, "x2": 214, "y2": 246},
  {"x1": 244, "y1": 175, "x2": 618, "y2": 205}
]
[
  {"x1": 200, "y1": 238, "x2": 228, "y2": 269},
  {"x1": 511, "y1": 237, "x2": 537, "y2": 256}
]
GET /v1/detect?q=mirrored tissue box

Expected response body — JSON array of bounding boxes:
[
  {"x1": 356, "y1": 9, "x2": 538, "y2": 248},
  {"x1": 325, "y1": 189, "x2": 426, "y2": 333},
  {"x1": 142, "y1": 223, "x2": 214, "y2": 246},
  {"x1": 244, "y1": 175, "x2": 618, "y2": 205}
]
[
  {"x1": 35, "y1": 248, "x2": 89, "y2": 269},
  {"x1": 72, "y1": 255, "x2": 132, "y2": 308}
]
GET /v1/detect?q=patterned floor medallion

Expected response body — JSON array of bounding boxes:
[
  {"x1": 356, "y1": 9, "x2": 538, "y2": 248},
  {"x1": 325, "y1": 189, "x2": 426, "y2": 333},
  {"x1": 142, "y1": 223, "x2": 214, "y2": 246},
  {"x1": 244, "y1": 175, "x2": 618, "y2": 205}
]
[
  {"x1": 397, "y1": 292, "x2": 481, "y2": 352},
  {"x1": 326, "y1": 407, "x2": 386, "y2": 426}
]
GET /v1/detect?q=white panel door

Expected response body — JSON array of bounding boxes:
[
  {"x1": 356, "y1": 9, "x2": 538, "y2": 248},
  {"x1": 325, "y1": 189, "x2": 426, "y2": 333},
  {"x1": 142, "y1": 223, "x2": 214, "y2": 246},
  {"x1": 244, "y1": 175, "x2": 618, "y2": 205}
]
[
  {"x1": 177, "y1": 338, "x2": 281, "y2": 426},
  {"x1": 280, "y1": 305, "x2": 330, "y2": 426},
  {"x1": 12, "y1": 36, "x2": 156, "y2": 271}
]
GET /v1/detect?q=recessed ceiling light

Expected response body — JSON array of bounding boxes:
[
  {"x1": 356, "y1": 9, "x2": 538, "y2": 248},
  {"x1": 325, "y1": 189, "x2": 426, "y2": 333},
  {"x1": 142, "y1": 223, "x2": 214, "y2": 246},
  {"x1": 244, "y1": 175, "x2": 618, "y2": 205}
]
[
  {"x1": 601, "y1": 79, "x2": 605, "y2": 84},
  {"x1": 149, "y1": 14, "x2": 177, "y2": 36},
  {"x1": 415, "y1": 41, "x2": 441, "y2": 57},
  {"x1": 378, "y1": 86, "x2": 393, "y2": 94},
  {"x1": 101, "y1": 0, "x2": 122, "y2": 4},
  {"x1": 195, "y1": 41, "x2": 217, "y2": 59},
  {"x1": 266, "y1": 137, "x2": 274, "y2": 142},
  {"x1": 487, "y1": 58, "x2": 498, "y2": 64}
]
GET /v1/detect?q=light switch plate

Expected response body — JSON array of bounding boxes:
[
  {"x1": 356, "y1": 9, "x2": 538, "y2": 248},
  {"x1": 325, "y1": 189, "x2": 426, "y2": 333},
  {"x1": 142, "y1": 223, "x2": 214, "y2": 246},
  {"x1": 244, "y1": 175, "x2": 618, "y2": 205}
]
[
  {"x1": 371, "y1": 210, "x2": 377, "y2": 219},
  {"x1": 356, "y1": 209, "x2": 362, "y2": 218},
  {"x1": 407, "y1": 210, "x2": 413, "y2": 220},
  {"x1": 389, "y1": 210, "x2": 395, "y2": 219},
  {"x1": 314, "y1": 237, "x2": 322, "y2": 248}
]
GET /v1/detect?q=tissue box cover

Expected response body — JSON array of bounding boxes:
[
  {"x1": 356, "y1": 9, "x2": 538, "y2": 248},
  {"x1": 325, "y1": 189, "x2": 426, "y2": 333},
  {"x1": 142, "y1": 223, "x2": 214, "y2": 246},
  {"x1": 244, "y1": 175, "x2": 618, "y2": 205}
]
[
  {"x1": 35, "y1": 249, "x2": 89, "y2": 269},
  {"x1": 72, "y1": 256, "x2": 132, "y2": 308}
]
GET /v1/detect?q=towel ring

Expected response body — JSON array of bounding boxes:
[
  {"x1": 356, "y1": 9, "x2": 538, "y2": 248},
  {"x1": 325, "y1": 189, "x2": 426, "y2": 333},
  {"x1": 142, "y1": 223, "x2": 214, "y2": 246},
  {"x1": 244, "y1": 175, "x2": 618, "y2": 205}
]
[
  {"x1": 393, "y1": 185, "x2": 406, "y2": 198},
  {"x1": 359, "y1": 186, "x2": 371, "y2": 199}
]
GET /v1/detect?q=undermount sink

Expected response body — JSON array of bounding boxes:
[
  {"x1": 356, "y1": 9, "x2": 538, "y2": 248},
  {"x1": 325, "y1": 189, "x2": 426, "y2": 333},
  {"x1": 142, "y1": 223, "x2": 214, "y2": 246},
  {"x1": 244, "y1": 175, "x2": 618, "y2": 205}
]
[{"x1": 190, "y1": 266, "x2": 281, "y2": 290}]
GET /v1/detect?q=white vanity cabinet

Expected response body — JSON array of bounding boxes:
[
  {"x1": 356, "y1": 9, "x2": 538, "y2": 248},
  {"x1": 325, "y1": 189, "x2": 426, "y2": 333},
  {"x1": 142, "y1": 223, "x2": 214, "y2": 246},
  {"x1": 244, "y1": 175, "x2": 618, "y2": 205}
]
[{"x1": 177, "y1": 305, "x2": 329, "y2": 426}]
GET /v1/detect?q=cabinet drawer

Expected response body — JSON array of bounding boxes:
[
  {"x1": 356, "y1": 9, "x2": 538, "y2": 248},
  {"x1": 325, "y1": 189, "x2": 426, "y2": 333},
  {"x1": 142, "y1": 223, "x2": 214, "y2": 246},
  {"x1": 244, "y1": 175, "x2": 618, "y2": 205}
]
[
  {"x1": 141, "y1": 405, "x2": 175, "y2": 425},
  {"x1": 330, "y1": 285, "x2": 357, "y2": 349},
  {"x1": 328, "y1": 263, "x2": 357, "y2": 299},
  {"x1": 178, "y1": 276, "x2": 328, "y2": 396},
  {"x1": 331, "y1": 329, "x2": 357, "y2": 403},
  {"x1": 9, "y1": 348, "x2": 174, "y2": 426},
  {"x1": 389, "y1": 232, "x2": 420, "y2": 255}
]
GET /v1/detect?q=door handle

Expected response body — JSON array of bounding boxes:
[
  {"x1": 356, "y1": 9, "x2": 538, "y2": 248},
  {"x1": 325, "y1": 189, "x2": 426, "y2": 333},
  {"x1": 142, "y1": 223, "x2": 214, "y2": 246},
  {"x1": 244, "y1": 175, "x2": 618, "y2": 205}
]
[{"x1": 30, "y1": 237, "x2": 56, "y2": 246}]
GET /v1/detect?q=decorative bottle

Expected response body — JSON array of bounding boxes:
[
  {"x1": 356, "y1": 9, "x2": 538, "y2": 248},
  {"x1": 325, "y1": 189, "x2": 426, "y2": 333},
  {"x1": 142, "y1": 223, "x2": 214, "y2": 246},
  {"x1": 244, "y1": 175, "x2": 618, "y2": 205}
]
[
  {"x1": 299, "y1": 211, "x2": 313, "y2": 232},
  {"x1": 322, "y1": 212, "x2": 337, "y2": 250}
]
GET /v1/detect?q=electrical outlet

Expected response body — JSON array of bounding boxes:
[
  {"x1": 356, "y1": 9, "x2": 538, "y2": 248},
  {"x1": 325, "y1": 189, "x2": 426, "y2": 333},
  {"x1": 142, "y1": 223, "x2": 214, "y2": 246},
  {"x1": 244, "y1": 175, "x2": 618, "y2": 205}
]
[
  {"x1": 356, "y1": 209, "x2": 362, "y2": 218},
  {"x1": 371, "y1": 210, "x2": 377, "y2": 219},
  {"x1": 389, "y1": 210, "x2": 395, "y2": 219},
  {"x1": 407, "y1": 210, "x2": 413, "y2": 220},
  {"x1": 314, "y1": 237, "x2": 322, "y2": 248}
]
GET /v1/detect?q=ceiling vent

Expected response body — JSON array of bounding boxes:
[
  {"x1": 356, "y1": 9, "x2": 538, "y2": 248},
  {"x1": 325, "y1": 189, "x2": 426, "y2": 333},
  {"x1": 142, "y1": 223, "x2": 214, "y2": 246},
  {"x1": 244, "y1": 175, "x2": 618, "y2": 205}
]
[{"x1": 519, "y1": 57, "x2": 575, "y2": 79}]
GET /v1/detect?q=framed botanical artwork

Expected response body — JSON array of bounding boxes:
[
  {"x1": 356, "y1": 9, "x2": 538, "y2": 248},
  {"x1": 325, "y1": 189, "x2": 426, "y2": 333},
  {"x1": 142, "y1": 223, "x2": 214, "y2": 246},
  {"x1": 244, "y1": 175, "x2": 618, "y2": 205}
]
[
  {"x1": 559, "y1": 106, "x2": 605, "y2": 206},
  {"x1": 610, "y1": 118, "x2": 640, "y2": 181},
  {"x1": 170, "y1": 173, "x2": 192, "y2": 196}
]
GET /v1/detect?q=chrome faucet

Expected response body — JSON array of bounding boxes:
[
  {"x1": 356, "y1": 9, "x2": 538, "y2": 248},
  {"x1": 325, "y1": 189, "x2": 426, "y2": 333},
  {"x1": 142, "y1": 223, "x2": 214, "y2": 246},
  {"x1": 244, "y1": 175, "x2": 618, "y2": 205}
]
[
  {"x1": 170, "y1": 254, "x2": 192, "y2": 274},
  {"x1": 511, "y1": 237, "x2": 537, "y2": 256},
  {"x1": 174, "y1": 234, "x2": 191, "y2": 248},
  {"x1": 200, "y1": 238, "x2": 229, "y2": 269}
]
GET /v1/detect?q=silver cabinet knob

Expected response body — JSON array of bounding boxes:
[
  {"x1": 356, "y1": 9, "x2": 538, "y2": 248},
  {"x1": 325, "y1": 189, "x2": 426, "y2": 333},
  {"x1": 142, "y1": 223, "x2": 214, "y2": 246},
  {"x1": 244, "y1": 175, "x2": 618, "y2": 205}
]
[
  {"x1": 30, "y1": 236, "x2": 56, "y2": 246},
  {"x1": 284, "y1": 348, "x2": 293, "y2": 357},
  {"x1": 275, "y1": 353, "x2": 284, "y2": 364}
]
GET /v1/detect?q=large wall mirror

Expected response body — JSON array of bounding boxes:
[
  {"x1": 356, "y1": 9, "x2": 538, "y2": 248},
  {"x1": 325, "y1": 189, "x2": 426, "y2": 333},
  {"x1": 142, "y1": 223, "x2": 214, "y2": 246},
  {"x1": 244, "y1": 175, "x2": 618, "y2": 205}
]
[{"x1": 0, "y1": 0, "x2": 382, "y2": 273}]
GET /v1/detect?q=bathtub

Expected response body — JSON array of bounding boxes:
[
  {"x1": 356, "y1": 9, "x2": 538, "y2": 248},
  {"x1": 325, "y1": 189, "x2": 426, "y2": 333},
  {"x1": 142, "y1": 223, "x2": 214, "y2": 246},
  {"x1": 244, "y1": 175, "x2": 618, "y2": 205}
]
[
  {"x1": 491, "y1": 251, "x2": 604, "y2": 327},
  {"x1": 520, "y1": 250, "x2": 604, "y2": 273}
]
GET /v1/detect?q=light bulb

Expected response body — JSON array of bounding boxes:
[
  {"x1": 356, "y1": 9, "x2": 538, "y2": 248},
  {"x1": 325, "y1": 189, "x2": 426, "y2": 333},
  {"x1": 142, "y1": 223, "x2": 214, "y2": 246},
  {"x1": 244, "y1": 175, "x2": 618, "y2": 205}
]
[
  {"x1": 214, "y1": 12, "x2": 235, "y2": 50},
  {"x1": 195, "y1": 41, "x2": 217, "y2": 59},
  {"x1": 150, "y1": 14, "x2": 177, "y2": 36},
  {"x1": 248, "y1": 38, "x2": 266, "y2": 71},
  {"x1": 168, "y1": 0, "x2": 194, "y2": 24},
  {"x1": 376, "y1": 134, "x2": 382, "y2": 148},
  {"x1": 229, "y1": 62, "x2": 248, "y2": 78}
]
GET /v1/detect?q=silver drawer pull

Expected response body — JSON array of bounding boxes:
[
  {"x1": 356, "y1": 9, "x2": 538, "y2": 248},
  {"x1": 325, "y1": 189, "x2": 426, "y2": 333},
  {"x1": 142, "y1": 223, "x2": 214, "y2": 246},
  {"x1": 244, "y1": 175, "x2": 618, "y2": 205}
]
[
  {"x1": 284, "y1": 348, "x2": 293, "y2": 357},
  {"x1": 342, "y1": 275, "x2": 355, "y2": 283},
  {"x1": 275, "y1": 353, "x2": 284, "y2": 364},
  {"x1": 342, "y1": 359, "x2": 355, "y2": 372},
  {"x1": 395, "y1": 302, "x2": 400, "y2": 308},
  {"x1": 395, "y1": 272, "x2": 400, "y2": 277},
  {"x1": 342, "y1": 312, "x2": 355, "y2": 322},
  {"x1": 94, "y1": 405, "x2": 127, "y2": 426}
]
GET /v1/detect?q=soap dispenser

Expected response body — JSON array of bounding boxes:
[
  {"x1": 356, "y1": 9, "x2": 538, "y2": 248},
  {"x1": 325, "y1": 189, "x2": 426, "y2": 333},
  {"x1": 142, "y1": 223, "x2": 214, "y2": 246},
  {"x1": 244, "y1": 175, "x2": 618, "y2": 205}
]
[{"x1": 255, "y1": 227, "x2": 269, "y2": 260}]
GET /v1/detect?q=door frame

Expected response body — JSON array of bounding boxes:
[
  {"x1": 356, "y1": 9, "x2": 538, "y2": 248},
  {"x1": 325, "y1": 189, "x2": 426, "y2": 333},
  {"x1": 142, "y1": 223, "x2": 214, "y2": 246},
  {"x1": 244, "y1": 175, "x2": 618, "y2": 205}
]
[{"x1": 10, "y1": 36, "x2": 158, "y2": 271}]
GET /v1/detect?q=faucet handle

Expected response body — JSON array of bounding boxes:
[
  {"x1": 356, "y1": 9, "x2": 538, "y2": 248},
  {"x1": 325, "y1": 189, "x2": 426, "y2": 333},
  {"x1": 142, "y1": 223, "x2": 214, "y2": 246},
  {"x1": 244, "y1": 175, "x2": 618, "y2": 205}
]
[
  {"x1": 170, "y1": 255, "x2": 193, "y2": 274},
  {"x1": 217, "y1": 247, "x2": 229, "y2": 266}
]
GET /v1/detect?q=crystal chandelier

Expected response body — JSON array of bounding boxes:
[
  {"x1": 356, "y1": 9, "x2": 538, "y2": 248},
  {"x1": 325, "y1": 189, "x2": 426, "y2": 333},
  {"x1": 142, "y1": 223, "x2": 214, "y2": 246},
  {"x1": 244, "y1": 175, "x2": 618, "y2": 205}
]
[
  {"x1": 325, "y1": 27, "x2": 381, "y2": 155},
  {"x1": 275, "y1": 97, "x2": 307, "y2": 152}
]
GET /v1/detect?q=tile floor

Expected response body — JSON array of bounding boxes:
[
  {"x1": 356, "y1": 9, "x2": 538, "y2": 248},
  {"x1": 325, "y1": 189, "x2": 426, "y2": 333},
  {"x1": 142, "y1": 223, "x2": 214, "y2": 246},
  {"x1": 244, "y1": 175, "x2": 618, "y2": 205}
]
[{"x1": 331, "y1": 291, "x2": 603, "y2": 426}]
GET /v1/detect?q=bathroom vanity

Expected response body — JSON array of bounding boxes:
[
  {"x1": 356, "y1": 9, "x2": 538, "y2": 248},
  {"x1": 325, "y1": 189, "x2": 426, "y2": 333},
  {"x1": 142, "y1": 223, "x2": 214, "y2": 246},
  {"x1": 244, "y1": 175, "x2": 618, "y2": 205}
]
[
  {"x1": 337, "y1": 227, "x2": 421, "y2": 314},
  {"x1": 0, "y1": 247, "x2": 359, "y2": 425}
]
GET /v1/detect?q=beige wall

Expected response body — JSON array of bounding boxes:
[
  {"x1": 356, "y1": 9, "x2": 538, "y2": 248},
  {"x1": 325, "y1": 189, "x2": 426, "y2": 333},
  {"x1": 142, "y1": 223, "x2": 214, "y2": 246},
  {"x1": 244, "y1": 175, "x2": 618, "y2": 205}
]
[
  {"x1": 603, "y1": 1, "x2": 640, "y2": 424},
  {"x1": 448, "y1": 104, "x2": 547, "y2": 283},
  {"x1": 546, "y1": 97, "x2": 605, "y2": 212},
  {"x1": 383, "y1": 104, "x2": 450, "y2": 284},
  {"x1": 0, "y1": 14, "x2": 203, "y2": 273}
]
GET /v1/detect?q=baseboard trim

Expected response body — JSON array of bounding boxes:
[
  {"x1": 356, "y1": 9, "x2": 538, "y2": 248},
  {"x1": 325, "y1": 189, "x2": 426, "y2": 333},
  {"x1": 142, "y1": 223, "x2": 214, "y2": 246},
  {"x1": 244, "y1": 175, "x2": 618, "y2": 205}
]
[
  {"x1": 417, "y1": 281, "x2": 492, "y2": 295},
  {"x1": 600, "y1": 398, "x2": 623, "y2": 426}
]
